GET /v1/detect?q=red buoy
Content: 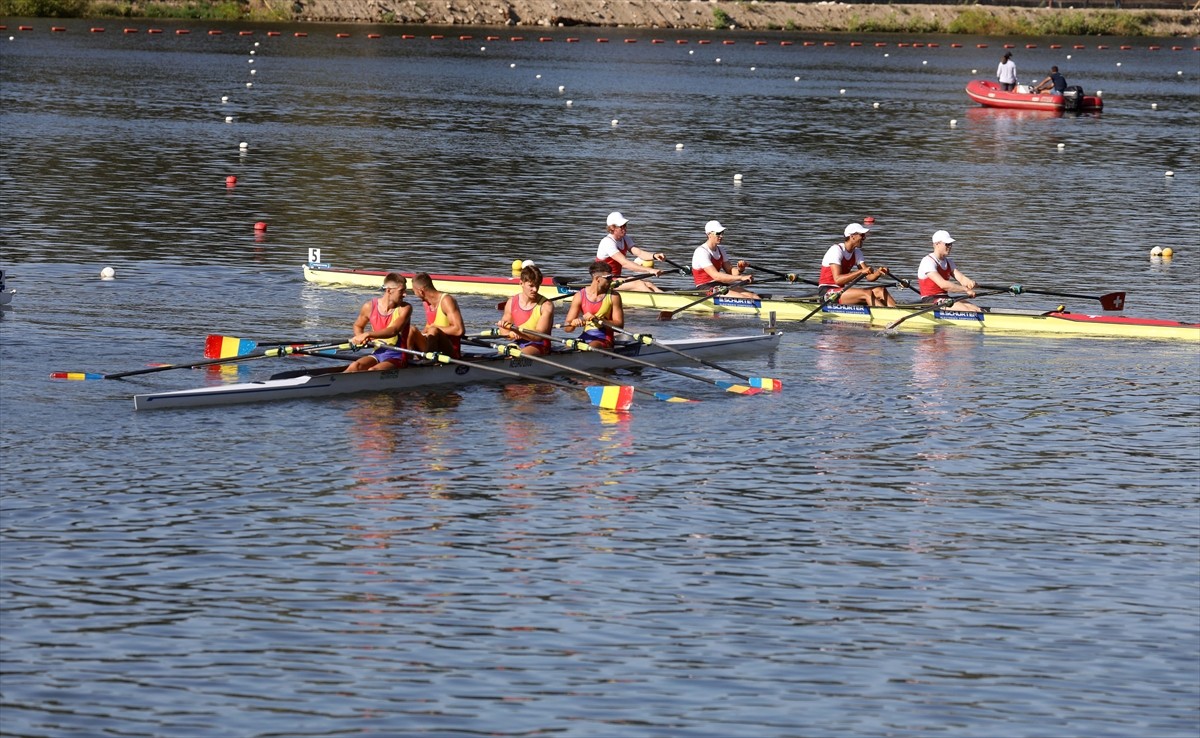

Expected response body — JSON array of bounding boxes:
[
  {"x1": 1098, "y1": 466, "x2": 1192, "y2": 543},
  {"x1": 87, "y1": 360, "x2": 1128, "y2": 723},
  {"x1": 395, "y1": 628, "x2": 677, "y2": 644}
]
[
  {"x1": 254, "y1": 221, "x2": 267, "y2": 232},
  {"x1": 226, "y1": 175, "x2": 237, "y2": 186}
]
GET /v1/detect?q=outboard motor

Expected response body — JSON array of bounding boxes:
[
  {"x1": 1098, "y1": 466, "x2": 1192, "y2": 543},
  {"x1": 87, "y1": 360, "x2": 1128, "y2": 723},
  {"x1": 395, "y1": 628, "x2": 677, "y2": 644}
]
[{"x1": 1062, "y1": 85, "x2": 1084, "y2": 111}]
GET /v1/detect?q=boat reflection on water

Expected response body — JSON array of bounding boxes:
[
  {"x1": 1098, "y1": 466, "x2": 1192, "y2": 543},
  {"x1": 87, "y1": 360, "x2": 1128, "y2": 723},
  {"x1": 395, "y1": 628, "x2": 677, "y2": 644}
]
[{"x1": 906, "y1": 330, "x2": 980, "y2": 427}]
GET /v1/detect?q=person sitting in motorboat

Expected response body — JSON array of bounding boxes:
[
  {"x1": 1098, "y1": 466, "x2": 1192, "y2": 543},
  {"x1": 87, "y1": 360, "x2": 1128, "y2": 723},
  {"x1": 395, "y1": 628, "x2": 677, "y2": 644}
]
[{"x1": 1033, "y1": 66, "x2": 1068, "y2": 95}]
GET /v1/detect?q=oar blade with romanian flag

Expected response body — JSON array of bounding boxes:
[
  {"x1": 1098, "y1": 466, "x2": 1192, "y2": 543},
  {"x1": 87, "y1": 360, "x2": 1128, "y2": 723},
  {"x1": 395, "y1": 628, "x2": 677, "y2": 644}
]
[
  {"x1": 714, "y1": 380, "x2": 763, "y2": 396},
  {"x1": 204, "y1": 334, "x2": 257, "y2": 359},
  {"x1": 586, "y1": 385, "x2": 635, "y2": 411}
]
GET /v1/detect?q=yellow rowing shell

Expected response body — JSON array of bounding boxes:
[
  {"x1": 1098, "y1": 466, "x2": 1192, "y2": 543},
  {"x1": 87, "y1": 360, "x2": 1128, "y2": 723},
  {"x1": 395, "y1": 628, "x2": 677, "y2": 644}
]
[{"x1": 302, "y1": 263, "x2": 1200, "y2": 341}]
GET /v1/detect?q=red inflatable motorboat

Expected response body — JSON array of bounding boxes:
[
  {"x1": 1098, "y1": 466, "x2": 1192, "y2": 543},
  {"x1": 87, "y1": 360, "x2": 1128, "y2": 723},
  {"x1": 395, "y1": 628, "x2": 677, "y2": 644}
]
[{"x1": 965, "y1": 79, "x2": 1103, "y2": 112}]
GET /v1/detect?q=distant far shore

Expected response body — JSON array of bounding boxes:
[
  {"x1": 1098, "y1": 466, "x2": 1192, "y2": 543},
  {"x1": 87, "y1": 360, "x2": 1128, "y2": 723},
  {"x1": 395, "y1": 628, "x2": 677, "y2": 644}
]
[{"x1": 4, "y1": 0, "x2": 1198, "y2": 37}]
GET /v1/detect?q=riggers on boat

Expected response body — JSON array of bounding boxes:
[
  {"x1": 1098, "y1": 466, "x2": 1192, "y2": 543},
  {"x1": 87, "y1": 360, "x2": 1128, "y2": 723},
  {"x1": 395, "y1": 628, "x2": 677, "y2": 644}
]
[
  {"x1": 132, "y1": 331, "x2": 783, "y2": 410},
  {"x1": 302, "y1": 263, "x2": 1200, "y2": 342},
  {"x1": 965, "y1": 79, "x2": 1103, "y2": 112}
]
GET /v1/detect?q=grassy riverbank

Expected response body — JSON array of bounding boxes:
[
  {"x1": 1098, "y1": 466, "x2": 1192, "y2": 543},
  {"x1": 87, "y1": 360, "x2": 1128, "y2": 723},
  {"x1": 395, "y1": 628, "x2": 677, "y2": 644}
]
[{"x1": 2, "y1": 0, "x2": 1195, "y2": 37}]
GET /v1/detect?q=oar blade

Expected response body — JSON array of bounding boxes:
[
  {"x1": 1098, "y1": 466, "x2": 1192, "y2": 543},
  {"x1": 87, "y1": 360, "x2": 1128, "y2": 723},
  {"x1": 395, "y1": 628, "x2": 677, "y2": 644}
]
[
  {"x1": 204, "y1": 334, "x2": 256, "y2": 359},
  {"x1": 587, "y1": 385, "x2": 635, "y2": 411},
  {"x1": 714, "y1": 380, "x2": 763, "y2": 396},
  {"x1": 653, "y1": 392, "x2": 700, "y2": 403},
  {"x1": 1099, "y1": 291, "x2": 1126, "y2": 311},
  {"x1": 49, "y1": 371, "x2": 105, "y2": 381},
  {"x1": 657, "y1": 310, "x2": 675, "y2": 321},
  {"x1": 748, "y1": 377, "x2": 783, "y2": 392}
]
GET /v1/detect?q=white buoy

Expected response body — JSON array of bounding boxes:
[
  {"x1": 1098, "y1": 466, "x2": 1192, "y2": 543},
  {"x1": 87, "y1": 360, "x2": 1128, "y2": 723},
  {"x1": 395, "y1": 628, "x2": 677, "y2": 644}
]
[
  {"x1": 794, "y1": 76, "x2": 800, "y2": 82},
  {"x1": 480, "y1": 46, "x2": 486, "y2": 51},
  {"x1": 884, "y1": 53, "x2": 889, "y2": 58},
  {"x1": 1096, "y1": 90, "x2": 1103, "y2": 96},
  {"x1": 715, "y1": 58, "x2": 721, "y2": 63},
  {"x1": 100, "y1": 266, "x2": 115, "y2": 280},
  {"x1": 689, "y1": 50, "x2": 694, "y2": 55},
  {"x1": 1066, "y1": 55, "x2": 1072, "y2": 60},
  {"x1": 1165, "y1": 170, "x2": 1174, "y2": 177},
  {"x1": 1178, "y1": 70, "x2": 1183, "y2": 76},
  {"x1": 972, "y1": 69, "x2": 977, "y2": 74},
  {"x1": 9, "y1": 36, "x2": 14, "y2": 41},
  {"x1": 558, "y1": 85, "x2": 564, "y2": 92},
  {"x1": 246, "y1": 82, "x2": 253, "y2": 88},
  {"x1": 1151, "y1": 246, "x2": 1163, "y2": 256},
  {"x1": 535, "y1": 74, "x2": 541, "y2": 79},
  {"x1": 248, "y1": 59, "x2": 253, "y2": 64},
  {"x1": 1116, "y1": 62, "x2": 1121, "y2": 67},
  {"x1": 950, "y1": 119, "x2": 957, "y2": 127},
  {"x1": 1057, "y1": 143, "x2": 1066, "y2": 149},
  {"x1": 249, "y1": 50, "x2": 255, "y2": 55},
  {"x1": 565, "y1": 100, "x2": 573, "y2": 107},
  {"x1": 873, "y1": 102, "x2": 880, "y2": 109},
  {"x1": 839, "y1": 88, "x2": 846, "y2": 94},
  {"x1": 239, "y1": 142, "x2": 249, "y2": 149},
  {"x1": 922, "y1": 60, "x2": 928, "y2": 65},
  {"x1": 510, "y1": 63, "x2": 516, "y2": 68},
  {"x1": 221, "y1": 95, "x2": 229, "y2": 103},
  {"x1": 225, "y1": 116, "x2": 233, "y2": 123},
  {"x1": 1151, "y1": 103, "x2": 1157, "y2": 109},
  {"x1": 675, "y1": 143, "x2": 684, "y2": 150},
  {"x1": 250, "y1": 69, "x2": 256, "y2": 75},
  {"x1": 611, "y1": 119, "x2": 618, "y2": 126},
  {"x1": 254, "y1": 41, "x2": 259, "y2": 47},
  {"x1": 733, "y1": 173, "x2": 743, "y2": 181}
]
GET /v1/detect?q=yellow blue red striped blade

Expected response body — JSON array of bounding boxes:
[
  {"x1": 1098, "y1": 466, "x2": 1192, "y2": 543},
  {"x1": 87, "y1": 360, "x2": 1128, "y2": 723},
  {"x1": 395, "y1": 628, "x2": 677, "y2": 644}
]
[
  {"x1": 49, "y1": 372, "x2": 105, "y2": 381},
  {"x1": 749, "y1": 377, "x2": 783, "y2": 392},
  {"x1": 586, "y1": 385, "x2": 635, "y2": 411},
  {"x1": 654, "y1": 392, "x2": 699, "y2": 403},
  {"x1": 714, "y1": 381, "x2": 762, "y2": 395},
  {"x1": 204, "y1": 335, "x2": 256, "y2": 359}
]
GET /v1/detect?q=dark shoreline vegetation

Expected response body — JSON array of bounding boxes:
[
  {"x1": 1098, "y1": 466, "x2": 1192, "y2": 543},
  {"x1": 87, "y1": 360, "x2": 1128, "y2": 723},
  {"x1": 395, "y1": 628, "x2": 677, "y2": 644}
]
[{"x1": 0, "y1": 0, "x2": 1184, "y2": 36}]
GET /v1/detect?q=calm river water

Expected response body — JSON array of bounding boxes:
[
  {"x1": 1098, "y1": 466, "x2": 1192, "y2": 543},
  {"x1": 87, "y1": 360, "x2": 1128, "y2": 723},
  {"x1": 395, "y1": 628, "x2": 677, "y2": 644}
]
[{"x1": 1, "y1": 18, "x2": 1198, "y2": 737}]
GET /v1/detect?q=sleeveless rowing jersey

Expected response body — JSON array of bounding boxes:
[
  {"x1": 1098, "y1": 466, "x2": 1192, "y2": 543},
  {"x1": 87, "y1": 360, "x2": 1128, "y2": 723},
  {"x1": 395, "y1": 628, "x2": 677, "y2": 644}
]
[
  {"x1": 918, "y1": 254, "x2": 956, "y2": 297},
  {"x1": 507, "y1": 293, "x2": 551, "y2": 353},
  {"x1": 596, "y1": 234, "x2": 636, "y2": 277},
  {"x1": 578, "y1": 288, "x2": 614, "y2": 345},
  {"x1": 819, "y1": 243, "x2": 862, "y2": 288},
  {"x1": 369, "y1": 298, "x2": 402, "y2": 346},
  {"x1": 424, "y1": 293, "x2": 461, "y2": 358},
  {"x1": 692, "y1": 244, "x2": 729, "y2": 286}
]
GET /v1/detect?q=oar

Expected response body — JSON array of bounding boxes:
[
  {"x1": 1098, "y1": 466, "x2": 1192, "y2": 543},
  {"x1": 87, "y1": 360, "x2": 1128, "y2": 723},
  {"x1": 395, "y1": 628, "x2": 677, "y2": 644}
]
[
  {"x1": 392, "y1": 346, "x2": 634, "y2": 411},
  {"x1": 798, "y1": 270, "x2": 870, "y2": 323},
  {"x1": 492, "y1": 342, "x2": 696, "y2": 403},
  {"x1": 204, "y1": 334, "x2": 340, "y2": 359},
  {"x1": 884, "y1": 288, "x2": 1015, "y2": 330},
  {"x1": 979, "y1": 284, "x2": 1125, "y2": 311},
  {"x1": 516, "y1": 328, "x2": 763, "y2": 396},
  {"x1": 50, "y1": 341, "x2": 358, "y2": 381},
  {"x1": 742, "y1": 262, "x2": 812, "y2": 285},
  {"x1": 883, "y1": 270, "x2": 920, "y2": 295},
  {"x1": 657, "y1": 279, "x2": 751, "y2": 321},
  {"x1": 596, "y1": 320, "x2": 781, "y2": 392},
  {"x1": 498, "y1": 271, "x2": 681, "y2": 310}
]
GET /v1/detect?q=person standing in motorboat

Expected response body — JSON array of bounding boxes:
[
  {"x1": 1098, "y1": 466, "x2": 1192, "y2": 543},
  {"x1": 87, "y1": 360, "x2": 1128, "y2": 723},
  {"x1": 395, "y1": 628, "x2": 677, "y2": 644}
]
[
  {"x1": 1033, "y1": 66, "x2": 1068, "y2": 95},
  {"x1": 997, "y1": 52, "x2": 1018, "y2": 92}
]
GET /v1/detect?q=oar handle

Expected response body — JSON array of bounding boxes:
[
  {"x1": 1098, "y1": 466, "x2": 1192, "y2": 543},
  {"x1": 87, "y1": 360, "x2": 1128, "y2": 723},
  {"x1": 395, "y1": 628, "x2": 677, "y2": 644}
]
[
  {"x1": 744, "y1": 262, "x2": 808, "y2": 284},
  {"x1": 799, "y1": 271, "x2": 871, "y2": 323}
]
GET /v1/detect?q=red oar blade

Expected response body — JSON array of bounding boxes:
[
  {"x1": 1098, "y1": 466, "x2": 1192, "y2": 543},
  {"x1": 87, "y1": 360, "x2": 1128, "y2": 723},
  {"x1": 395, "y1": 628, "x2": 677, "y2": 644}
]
[
  {"x1": 657, "y1": 310, "x2": 675, "y2": 321},
  {"x1": 586, "y1": 385, "x2": 635, "y2": 411},
  {"x1": 204, "y1": 334, "x2": 257, "y2": 359},
  {"x1": 1099, "y1": 292, "x2": 1126, "y2": 311}
]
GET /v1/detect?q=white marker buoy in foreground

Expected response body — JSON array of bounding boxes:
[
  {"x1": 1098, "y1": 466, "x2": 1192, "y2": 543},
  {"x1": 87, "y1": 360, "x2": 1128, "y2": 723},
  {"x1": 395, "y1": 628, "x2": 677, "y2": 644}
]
[
  {"x1": 675, "y1": 143, "x2": 684, "y2": 150},
  {"x1": 873, "y1": 102, "x2": 880, "y2": 108},
  {"x1": 239, "y1": 142, "x2": 249, "y2": 150},
  {"x1": 1151, "y1": 246, "x2": 1163, "y2": 257},
  {"x1": 733, "y1": 173, "x2": 743, "y2": 181},
  {"x1": 1057, "y1": 143, "x2": 1066, "y2": 150},
  {"x1": 1165, "y1": 170, "x2": 1174, "y2": 177},
  {"x1": 100, "y1": 267, "x2": 115, "y2": 280},
  {"x1": 950, "y1": 119, "x2": 957, "y2": 127},
  {"x1": 611, "y1": 119, "x2": 618, "y2": 126}
]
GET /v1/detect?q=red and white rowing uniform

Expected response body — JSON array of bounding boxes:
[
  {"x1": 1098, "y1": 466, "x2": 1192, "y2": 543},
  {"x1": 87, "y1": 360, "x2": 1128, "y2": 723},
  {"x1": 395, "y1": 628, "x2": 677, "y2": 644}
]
[
  {"x1": 917, "y1": 253, "x2": 957, "y2": 298},
  {"x1": 818, "y1": 243, "x2": 863, "y2": 288},
  {"x1": 596, "y1": 234, "x2": 637, "y2": 277},
  {"x1": 692, "y1": 243, "x2": 730, "y2": 287}
]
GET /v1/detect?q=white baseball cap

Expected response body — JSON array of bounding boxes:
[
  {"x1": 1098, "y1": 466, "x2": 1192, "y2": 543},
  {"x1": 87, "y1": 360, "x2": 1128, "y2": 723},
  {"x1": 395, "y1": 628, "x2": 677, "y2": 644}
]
[
  {"x1": 932, "y1": 229, "x2": 956, "y2": 243},
  {"x1": 606, "y1": 211, "x2": 629, "y2": 227},
  {"x1": 844, "y1": 223, "x2": 870, "y2": 237},
  {"x1": 705, "y1": 220, "x2": 726, "y2": 234}
]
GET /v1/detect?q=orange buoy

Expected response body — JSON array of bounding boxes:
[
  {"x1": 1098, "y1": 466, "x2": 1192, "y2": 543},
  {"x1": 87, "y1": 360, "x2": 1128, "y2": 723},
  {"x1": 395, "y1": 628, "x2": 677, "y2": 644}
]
[
  {"x1": 652, "y1": 39, "x2": 664, "y2": 44},
  {"x1": 780, "y1": 40, "x2": 792, "y2": 46},
  {"x1": 148, "y1": 28, "x2": 162, "y2": 33},
  {"x1": 18, "y1": 25, "x2": 33, "y2": 31},
  {"x1": 336, "y1": 33, "x2": 351, "y2": 38},
  {"x1": 208, "y1": 29, "x2": 222, "y2": 35},
  {"x1": 123, "y1": 28, "x2": 138, "y2": 33},
  {"x1": 1097, "y1": 45, "x2": 1108, "y2": 50},
  {"x1": 1025, "y1": 44, "x2": 1036, "y2": 49},
  {"x1": 401, "y1": 34, "x2": 414, "y2": 39},
  {"x1": 226, "y1": 175, "x2": 237, "y2": 186},
  {"x1": 176, "y1": 29, "x2": 190, "y2": 34},
  {"x1": 267, "y1": 31, "x2": 281, "y2": 36},
  {"x1": 625, "y1": 39, "x2": 637, "y2": 44},
  {"x1": 875, "y1": 42, "x2": 887, "y2": 47},
  {"x1": 677, "y1": 39, "x2": 688, "y2": 44},
  {"x1": 1119, "y1": 45, "x2": 1132, "y2": 50},
  {"x1": 51, "y1": 26, "x2": 67, "y2": 32},
  {"x1": 803, "y1": 41, "x2": 815, "y2": 47},
  {"x1": 928, "y1": 42, "x2": 939, "y2": 47},
  {"x1": 755, "y1": 40, "x2": 767, "y2": 46},
  {"x1": 1073, "y1": 44, "x2": 1085, "y2": 49},
  {"x1": 1148, "y1": 45, "x2": 1160, "y2": 51},
  {"x1": 698, "y1": 39, "x2": 711, "y2": 45},
  {"x1": 723, "y1": 40, "x2": 735, "y2": 45},
  {"x1": 509, "y1": 36, "x2": 523, "y2": 41},
  {"x1": 1003, "y1": 43, "x2": 1015, "y2": 48},
  {"x1": 977, "y1": 43, "x2": 988, "y2": 48},
  {"x1": 430, "y1": 34, "x2": 444, "y2": 40},
  {"x1": 1050, "y1": 44, "x2": 1061, "y2": 49},
  {"x1": 239, "y1": 30, "x2": 253, "y2": 35},
  {"x1": 850, "y1": 41, "x2": 862, "y2": 47},
  {"x1": 90, "y1": 27, "x2": 105, "y2": 33},
  {"x1": 823, "y1": 41, "x2": 835, "y2": 46},
  {"x1": 367, "y1": 33, "x2": 380, "y2": 39},
  {"x1": 913, "y1": 42, "x2": 925, "y2": 48},
  {"x1": 459, "y1": 34, "x2": 472, "y2": 40},
  {"x1": 254, "y1": 221, "x2": 267, "y2": 232},
  {"x1": 566, "y1": 37, "x2": 579, "y2": 42},
  {"x1": 294, "y1": 32, "x2": 307, "y2": 37},
  {"x1": 951, "y1": 43, "x2": 962, "y2": 48},
  {"x1": 897, "y1": 43, "x2": 909, "y2": 48},
  {"x1": 597, "y1": 38, "x2": 609, "y2": 43},
  {"x1": 539, "y1": 37, "x2": 552, "y2": 42},
  {"x1": 486, "y1": 35, "x2": 500, "y2": 41}
]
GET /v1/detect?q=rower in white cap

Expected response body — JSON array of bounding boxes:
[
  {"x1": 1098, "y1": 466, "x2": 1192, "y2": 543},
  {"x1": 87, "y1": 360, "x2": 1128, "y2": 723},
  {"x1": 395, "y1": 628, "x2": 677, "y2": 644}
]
[
  {"x1": 691, "y1": 219, "x2": 758, "y2": 299},
  {"x1": 817, "y1": 222, "x2": 896, "y2": 307},
  {"x1": 917, "y1": 229, "x2": 980, "y2": 312},
  {"x1": 595, "y1": 211, "x2": 669, "y2": 292}
]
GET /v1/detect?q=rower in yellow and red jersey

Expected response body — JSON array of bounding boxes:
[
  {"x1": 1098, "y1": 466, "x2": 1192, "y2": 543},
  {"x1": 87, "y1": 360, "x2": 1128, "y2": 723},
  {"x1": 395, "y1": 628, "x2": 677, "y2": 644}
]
[
  {"x1": 409, "y1": 272, "x2": 465, "y2": 358},
  {"x1": 498, "y1": 263, "x2": 555, "y2": 355},
  {"x1": 563, "y1": 261, "x2": 625, "y2": 349},
  {"x1": 344, "y1": 272, "x2": 413, "y2": 373}
]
